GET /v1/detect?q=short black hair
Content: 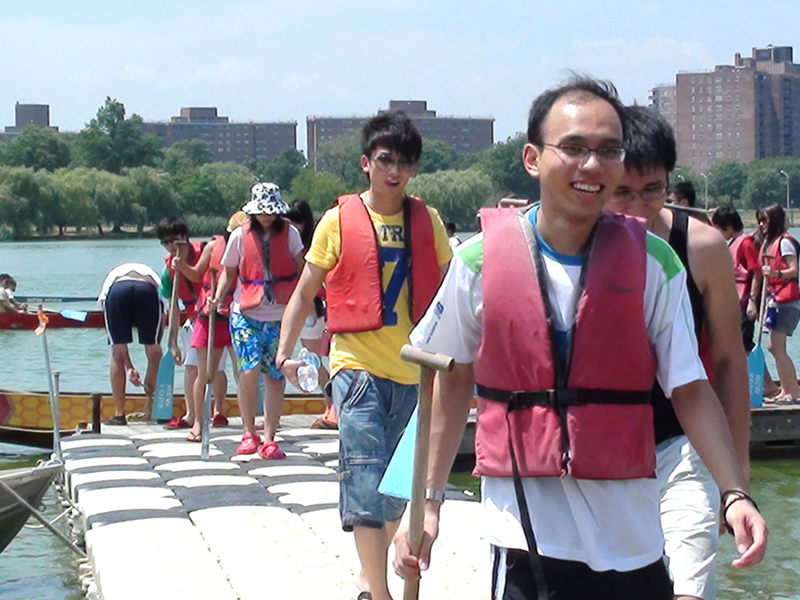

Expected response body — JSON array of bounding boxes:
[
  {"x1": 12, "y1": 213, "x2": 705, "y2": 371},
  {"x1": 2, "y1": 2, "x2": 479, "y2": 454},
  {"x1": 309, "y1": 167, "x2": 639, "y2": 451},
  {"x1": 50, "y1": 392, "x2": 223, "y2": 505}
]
[
  {"x1": 156, "y1": 216, "x2": 190, "y2": 241},
  {"x1": 446, "y1": 222, "x2": 456, "y2": 236},
  {"x1": 0, "y1": 273, "x2": 9, "y2": 283},
  {"x1": 527, "y1": 74, "x2": 626, "y2": 146},
  {"x1": 670, "y1": 181, "x2": 697, "y2": 208},
  {"x1": 711, "y1": 203, "x2": 743, "y2": 232},
  {"x1": 361, "y1": 110, "x2": 422, "y2": 163},
  {"x1": 622, "y1": 105, "x2": 677, "y2": 175}
]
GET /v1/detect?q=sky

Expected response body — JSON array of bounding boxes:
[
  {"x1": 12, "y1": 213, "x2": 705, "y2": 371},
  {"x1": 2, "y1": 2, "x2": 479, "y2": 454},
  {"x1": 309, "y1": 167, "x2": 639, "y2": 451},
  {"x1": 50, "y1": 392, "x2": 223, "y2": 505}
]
[{"x1": 2, "y1": 1, "x2": 800, "y2": 153}]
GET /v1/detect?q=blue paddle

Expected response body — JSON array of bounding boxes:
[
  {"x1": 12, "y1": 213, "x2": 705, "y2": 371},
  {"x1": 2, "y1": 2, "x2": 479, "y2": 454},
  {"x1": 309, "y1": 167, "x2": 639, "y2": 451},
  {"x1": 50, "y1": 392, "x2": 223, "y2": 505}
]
[
  {"x1": 747, "y1": 270, "x2": 770, "y2": 408},
  {"x1": 153, "y1": 270, "x2": 181, "y2": 421}
]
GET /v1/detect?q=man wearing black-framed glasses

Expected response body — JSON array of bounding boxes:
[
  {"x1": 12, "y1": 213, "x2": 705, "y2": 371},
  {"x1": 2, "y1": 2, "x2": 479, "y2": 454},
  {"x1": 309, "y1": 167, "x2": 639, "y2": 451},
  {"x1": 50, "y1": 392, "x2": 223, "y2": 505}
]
[
  {"x1": 607, "y1": 105, "x2": 757, "y2": 600},
  {"x1": 395, "y1": 77, "x2": 765, "y2": 600}
]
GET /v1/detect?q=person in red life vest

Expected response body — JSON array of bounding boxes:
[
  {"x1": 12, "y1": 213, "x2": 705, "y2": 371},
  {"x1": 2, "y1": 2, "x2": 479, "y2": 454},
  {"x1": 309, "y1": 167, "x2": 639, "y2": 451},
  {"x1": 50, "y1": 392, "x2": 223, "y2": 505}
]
[
  {"x1": 157, "y1": 217, "x2": 204, "y2": 429},
  {"x1": 210, "y1": 183, "x2": 305, "y2": 458},
  {"x1": 394, "y1": 77, "x2": 766, "y2": 600},
  {"x1": 607, "y1": 107, "x2": 751, "y2": 600},
  {"x1": 286, "y1": 198, "x2": 335, "y2": 430},
  {"x1": 275, "y1": 112, "x2": 452, "y2": 600},
  {"x1": 713, "y1": 205, "x2": 782, "y2": 400},
  {"x1": 756, "y1": 203, "x2": 800, "y2": 403},
  {"x1": 171, "y1": 228, "x2": 236, "y2": 442}
]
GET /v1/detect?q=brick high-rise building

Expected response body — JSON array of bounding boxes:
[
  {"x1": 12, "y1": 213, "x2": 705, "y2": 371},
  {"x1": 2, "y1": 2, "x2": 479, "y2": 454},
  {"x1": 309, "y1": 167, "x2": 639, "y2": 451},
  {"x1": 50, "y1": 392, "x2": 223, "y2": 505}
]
[
  {"x1": 306, "y1": 100, "x2": 494, "y2": 169},
  {"x1": 1, "y1": 103, "x2": 57, "y2": 141},
  {"x1": 651, "y1": 45, "x2": 800, "y2": 173},
  {"x1": 142, "y1": 107, "x2": 297, "y2": 164}
]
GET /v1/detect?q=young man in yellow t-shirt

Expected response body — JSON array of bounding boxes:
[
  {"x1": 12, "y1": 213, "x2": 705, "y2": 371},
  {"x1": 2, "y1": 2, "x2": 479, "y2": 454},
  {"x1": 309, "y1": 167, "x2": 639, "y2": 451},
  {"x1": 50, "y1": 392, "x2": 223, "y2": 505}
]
[{"x1": 277, "y1": 111, "x2": 451, "y2": 600}]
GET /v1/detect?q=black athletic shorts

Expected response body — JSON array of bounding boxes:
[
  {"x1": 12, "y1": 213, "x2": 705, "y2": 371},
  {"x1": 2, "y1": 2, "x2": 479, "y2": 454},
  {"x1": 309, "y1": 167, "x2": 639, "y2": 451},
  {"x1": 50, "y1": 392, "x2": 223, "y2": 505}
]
[
  {"x1": 742, "y1": 316, "x2": 755, "y2": 353},
  {"x1": 491, "y1": 546, "x2": 673, "y2": 600},
  {"x1": 104, "y1": 280, "x2": 162, "y2": 345}
]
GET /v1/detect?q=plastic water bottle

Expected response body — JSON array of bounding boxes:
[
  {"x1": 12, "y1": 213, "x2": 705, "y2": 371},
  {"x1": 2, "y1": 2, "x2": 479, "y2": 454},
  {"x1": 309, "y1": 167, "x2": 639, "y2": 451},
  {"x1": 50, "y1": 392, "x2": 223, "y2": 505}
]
[{"x1": 297, "y1": 347, "x2": 321, "y2": 392}]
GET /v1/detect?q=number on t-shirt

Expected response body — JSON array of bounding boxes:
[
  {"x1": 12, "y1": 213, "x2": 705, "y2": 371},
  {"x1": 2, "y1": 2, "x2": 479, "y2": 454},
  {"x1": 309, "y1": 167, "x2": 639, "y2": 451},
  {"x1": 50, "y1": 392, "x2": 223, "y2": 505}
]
[{"x1": 381, "y1": 247, "x2": 407, "y2": 326}]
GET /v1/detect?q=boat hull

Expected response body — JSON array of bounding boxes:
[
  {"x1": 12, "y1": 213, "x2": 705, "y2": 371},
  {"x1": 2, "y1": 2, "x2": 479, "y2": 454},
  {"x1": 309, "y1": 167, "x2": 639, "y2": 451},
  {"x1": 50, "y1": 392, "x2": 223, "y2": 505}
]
[
  {"x1": 0, "y1": 388, "x2": 327, "y2": 431},
  {"x1": 0, "y1": 463, "x2": 63, "y2": 554},
  {"x1": 0, "y1": 311, "x2": 105, "y2": 330}
]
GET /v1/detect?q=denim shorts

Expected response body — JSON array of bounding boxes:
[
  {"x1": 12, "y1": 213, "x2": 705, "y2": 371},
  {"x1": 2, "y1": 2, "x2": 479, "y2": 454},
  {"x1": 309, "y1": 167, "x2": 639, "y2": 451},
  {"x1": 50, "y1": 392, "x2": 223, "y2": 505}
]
[
  {"x1": 766, "y1": 302, "x2": 800, "y2": 336},
  {"x1": 331, "y1": 369, "x2": 417, "y2": 531},
  {"x1": 229, "y1": 312, "x2": 283, "y2": 379}
]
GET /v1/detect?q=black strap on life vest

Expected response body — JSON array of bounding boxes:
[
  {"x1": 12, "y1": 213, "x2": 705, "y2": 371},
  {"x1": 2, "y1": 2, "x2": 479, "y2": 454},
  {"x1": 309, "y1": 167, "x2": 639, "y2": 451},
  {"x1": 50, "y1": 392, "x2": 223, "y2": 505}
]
[
  {"x1": 477, "y1": 385, "x2": 651, "y2": 408},
  {"x1": 668, "y1": 208, "x2": 703, "y2": 339}
]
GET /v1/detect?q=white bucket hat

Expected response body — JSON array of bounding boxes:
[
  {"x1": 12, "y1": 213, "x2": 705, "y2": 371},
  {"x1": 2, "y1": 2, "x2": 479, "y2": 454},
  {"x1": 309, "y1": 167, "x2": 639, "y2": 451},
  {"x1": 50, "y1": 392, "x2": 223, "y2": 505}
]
[{"x1": 242, "y1": 182, "x2": 289, "y2": 216}]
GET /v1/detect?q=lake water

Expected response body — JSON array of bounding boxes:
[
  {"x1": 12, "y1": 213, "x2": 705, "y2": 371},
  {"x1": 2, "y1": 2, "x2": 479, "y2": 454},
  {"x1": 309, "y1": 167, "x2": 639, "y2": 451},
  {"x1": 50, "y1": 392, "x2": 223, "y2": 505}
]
[{"x1": 2, "y1": 237, "x2": 800, "y2": 598}]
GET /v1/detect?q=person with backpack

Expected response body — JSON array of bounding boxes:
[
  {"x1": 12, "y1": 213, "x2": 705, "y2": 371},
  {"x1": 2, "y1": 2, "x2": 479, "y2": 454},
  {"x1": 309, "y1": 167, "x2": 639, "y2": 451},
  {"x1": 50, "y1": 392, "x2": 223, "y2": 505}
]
[{"x1": 757, "y1": 202, "x2": 800, "y2": 403}]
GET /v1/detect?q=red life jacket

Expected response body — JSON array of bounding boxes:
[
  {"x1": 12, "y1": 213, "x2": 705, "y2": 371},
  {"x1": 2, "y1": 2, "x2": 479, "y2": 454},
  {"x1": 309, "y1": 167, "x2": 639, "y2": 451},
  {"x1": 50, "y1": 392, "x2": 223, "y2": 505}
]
[
  {"x1": 325, "y1": 194, "x2": 440, "y2": 333},
  {"x1": 473, "y1": 208, "x2": 657, "y2": 480},
  {"x1": 764, "y1": 234, "x2": 800, "y2": 303},
  {"x1": 729, "y1": 234, "x2": 753, "y2": 311},
  {"x1": 164, "y1": 240, "x2": 203, "y2": 320},
  {"x1": 196, "y1": 235, "x2": 234, "y2": 318},
  {"x1": 238, "y1": 220, "x2": 299, "y2": 310}
]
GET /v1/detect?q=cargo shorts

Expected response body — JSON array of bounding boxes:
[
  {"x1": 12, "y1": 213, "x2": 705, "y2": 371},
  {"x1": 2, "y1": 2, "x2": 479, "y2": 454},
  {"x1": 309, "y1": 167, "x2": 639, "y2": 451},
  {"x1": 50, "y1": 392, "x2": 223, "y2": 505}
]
[{"x1": 331, "y1": 369, "x2": 417, "y2": 531}]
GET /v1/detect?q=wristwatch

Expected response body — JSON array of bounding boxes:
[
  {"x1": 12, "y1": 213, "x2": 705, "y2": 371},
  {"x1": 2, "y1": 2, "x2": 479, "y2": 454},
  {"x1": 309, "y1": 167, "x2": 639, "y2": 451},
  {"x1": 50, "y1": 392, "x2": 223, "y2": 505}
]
[{"x1": 425, "y1": 488, "x2": 446, "y2": 503}]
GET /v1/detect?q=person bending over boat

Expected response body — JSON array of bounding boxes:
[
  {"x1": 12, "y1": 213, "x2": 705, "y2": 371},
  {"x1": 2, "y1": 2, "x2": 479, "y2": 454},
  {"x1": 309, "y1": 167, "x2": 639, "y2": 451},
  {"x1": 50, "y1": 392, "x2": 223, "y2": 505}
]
[
  {"x1": 756, "y1": 203, "x2": 800, "y2": 404},
  {"x1": 393, "y1": 76, "x2": 765, "y2": 600},
  {"x1": 277, "y1": 111, "x2": 451, "y2": 600},
  {"x1": 606, "y1": 105, "x2": 752, "y2": 600},
  {"x1": 98, "y1": 263, "x2": 166, "y2": 425},
  {"x1": 0, "y1": 275, "x2": 28, "y2": 314},
  {"x1": 209, "y1": 183, "x2": 304, "y2": 459},
  {"x1": 171, "y1": 226, "x2": 236, "y2": 442}
]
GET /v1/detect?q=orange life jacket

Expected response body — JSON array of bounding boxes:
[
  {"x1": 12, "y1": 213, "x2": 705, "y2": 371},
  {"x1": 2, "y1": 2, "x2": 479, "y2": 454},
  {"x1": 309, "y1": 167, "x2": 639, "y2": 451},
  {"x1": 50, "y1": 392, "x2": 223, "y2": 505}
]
[
  {"x1": 196, "y1": 235, "x2": 234, "y2": 318},
  {"x1": 164, "y1": 240, "x2": 203, "y2": 320},
  {"x1": 325, "y1": 194, "x2": 440, "y2": 333},
  {"x1": 238, "y1": 220, "x2": 299, "y2": 310},
  {"x1": 764, "y1": 234, "x2": 800, "y2": 303},
  {"x1": 473, "y1": 208, "x2": 657, "y2": 480}
]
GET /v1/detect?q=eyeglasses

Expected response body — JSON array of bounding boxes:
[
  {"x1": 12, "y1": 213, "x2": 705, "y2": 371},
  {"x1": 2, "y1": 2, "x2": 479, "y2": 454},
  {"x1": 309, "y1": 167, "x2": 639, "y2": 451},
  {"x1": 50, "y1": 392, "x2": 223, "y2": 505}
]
[
  {"x1": 371, "y1": 154, "x2": 417, "y2": 172},
  {"x1": 543, "y1": 143, "x2": 626, "y2": 164},
  {"x1": 609, "y1": 182, "x2": 668, "y2": 204}
]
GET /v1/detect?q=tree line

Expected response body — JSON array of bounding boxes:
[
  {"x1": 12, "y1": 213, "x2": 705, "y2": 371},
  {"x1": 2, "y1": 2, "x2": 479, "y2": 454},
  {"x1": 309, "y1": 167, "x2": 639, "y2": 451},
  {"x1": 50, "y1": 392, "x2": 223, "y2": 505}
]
[
  {"x1": 4, "y1": 96, "x2": 793, "y2": 241},
  {"x1": 0, "y1": 97, "x2": 542, "y2": 240}
]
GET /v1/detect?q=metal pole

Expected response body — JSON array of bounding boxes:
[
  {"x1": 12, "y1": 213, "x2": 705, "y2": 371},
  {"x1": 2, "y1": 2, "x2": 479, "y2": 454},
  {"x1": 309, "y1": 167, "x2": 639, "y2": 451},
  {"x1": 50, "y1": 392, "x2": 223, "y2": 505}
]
[
  {"x1": 700, "y1": 172, "x2": 709, "y2": 212},
  {"x1": 780, "y1": 170, "x2": 791, "y2": 225},
  {"x1": 52, "y1": 371, "x2": 62, "y2": 463}
]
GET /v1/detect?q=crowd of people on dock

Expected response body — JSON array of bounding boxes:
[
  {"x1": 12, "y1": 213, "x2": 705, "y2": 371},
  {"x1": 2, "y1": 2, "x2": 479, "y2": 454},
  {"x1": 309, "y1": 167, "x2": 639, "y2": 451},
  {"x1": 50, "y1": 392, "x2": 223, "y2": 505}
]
[{"x1": 87, "y1": 76, "x2": 788, "y2": 599}]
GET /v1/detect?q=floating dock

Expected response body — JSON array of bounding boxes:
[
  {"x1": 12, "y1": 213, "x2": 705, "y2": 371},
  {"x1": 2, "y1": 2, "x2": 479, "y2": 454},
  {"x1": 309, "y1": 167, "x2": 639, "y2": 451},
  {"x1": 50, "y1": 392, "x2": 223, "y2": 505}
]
[{"x1": 61, "y1": 415, "x2": 488, "y2": 600}]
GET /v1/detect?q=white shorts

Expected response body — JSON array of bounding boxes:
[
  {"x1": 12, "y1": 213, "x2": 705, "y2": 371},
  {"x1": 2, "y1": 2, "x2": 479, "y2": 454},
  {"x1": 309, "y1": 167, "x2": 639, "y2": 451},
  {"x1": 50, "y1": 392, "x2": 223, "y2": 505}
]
[
  {"x1": 656, "y1": 435, "x2": 720, "y2": 600},
  {"x1": 179, "y1": 320, "x2": 227, "y2": 371},
  {"x1": 301, "y1": 313, "x2": 326, "y2": 341}
]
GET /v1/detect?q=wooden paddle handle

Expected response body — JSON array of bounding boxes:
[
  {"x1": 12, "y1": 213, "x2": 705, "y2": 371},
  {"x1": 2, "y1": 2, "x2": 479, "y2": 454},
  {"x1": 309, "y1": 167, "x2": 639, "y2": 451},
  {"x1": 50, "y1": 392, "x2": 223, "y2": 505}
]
[
  {"x1": 400, "y1": 345, "x2": 454, "y2": 372},
  {"x1": 168, "y1": 268, "x2": 181, "y2": 349},
  {"x1": 399, "y1": 345, "x2": 455, "y2": 600}
]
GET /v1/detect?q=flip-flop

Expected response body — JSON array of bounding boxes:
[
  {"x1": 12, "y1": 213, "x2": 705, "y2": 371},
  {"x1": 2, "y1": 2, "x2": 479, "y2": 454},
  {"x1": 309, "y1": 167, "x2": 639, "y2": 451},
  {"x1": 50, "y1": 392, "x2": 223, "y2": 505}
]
[{"x1": 186, "y1": 431, "x2": 202, "y2": 442}]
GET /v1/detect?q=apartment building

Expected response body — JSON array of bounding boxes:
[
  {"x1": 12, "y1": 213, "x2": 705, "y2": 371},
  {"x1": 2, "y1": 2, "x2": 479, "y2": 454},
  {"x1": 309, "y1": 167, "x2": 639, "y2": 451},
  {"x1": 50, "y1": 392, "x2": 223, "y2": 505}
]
[
  {"x1": 142, "y1": 107, "x2": 297, "y2": 164},
  {"x1": 306, "y1": 100, "x2": 494, "y2": 168},
  {"x1": 651, "y1": 45, "x2": 800, "y2": 173}
]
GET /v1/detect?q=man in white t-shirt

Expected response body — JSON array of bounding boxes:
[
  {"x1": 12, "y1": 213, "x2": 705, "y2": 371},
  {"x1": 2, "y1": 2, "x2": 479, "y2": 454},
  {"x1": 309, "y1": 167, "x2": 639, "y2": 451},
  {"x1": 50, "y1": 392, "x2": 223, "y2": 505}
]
[
  {"x1": 393, "y1": 76, "x2": 766, "y2": 600},
  {"x1": 0, "y1": 274, "x2": 27, "y2": 314},
  {"x1": 98, "y1": 263, "x2": 166, "y2": 424}
]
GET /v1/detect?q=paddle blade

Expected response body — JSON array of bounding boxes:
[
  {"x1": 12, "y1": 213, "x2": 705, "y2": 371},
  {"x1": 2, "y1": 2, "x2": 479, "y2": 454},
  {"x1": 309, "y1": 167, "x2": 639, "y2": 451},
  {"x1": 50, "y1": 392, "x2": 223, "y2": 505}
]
[
  {"x1": 60, "y1": 309, "x2": 88, "y2": 322},
  {"x1": 378, "y1": 406, "x2": 418, "y2": 501},
  {"x1": 747, "y1": 345, "x2": 765, "y2": 408},
  {"x1": 153, "y1": 350, "x2": 175, "y2": 420}
]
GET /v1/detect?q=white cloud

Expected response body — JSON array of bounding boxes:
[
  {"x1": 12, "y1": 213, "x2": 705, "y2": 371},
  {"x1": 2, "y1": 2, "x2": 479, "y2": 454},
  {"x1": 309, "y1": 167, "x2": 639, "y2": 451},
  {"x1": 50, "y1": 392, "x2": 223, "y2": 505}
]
[{"x1": 571, "y1": 36, "x2": 713, "y2": 69}]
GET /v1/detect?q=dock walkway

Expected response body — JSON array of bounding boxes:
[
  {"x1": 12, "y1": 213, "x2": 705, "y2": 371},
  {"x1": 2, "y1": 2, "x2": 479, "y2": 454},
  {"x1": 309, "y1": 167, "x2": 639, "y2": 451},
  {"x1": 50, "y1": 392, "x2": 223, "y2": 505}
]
[{"x1": 62, "y1": 416, "x2": 488, "y2": 600}]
